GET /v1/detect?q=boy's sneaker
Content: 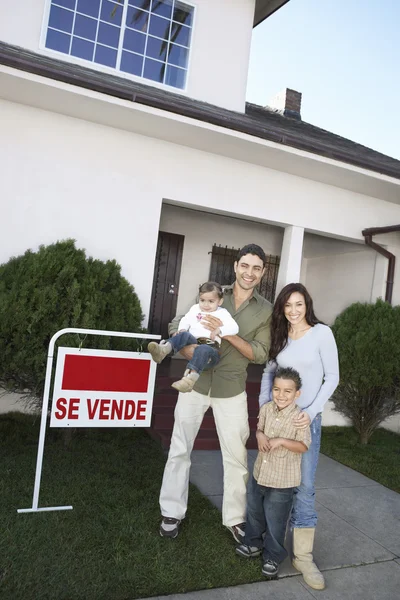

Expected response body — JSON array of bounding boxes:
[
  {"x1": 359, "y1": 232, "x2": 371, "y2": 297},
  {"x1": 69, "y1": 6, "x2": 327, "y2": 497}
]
[
  {"x1": 235, "y1": 544, "x2": 262, "y2": 558},
  {"x1": 226, "y1": 522, "x2": 246, "y2": 544},
  {"x1": 148, "y1": 341, "x2": 172, "y2": 364},
  {"x1": 159, "y1": 517, "x2": 181, "y2": 539},
  {"x1": 262, "y1": 559, "x2": 279, "y2": 577}
]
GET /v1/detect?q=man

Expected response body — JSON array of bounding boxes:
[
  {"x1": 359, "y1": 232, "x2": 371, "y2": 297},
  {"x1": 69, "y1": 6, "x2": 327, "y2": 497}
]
[{"x1": 159, "y1": 244, "x2": 272, "y2": 542}]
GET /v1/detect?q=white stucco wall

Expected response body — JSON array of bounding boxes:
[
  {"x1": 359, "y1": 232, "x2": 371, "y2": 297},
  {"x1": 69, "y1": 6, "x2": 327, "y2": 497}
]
[
  {"x1": 2, "y1": 98, "x2": 400, "y2": 322},
  {"x1": 304, "y1": 249, "x2": 379, "y2": 324},
  {"x1": 159, "y1": 203, "x2": 283, "y2": 313},
  {"x1": 0, "y1": 0, "x2": 255, "y2": 112}
]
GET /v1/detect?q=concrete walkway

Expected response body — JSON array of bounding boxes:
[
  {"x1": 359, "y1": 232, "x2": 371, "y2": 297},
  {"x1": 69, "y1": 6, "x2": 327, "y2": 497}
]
[{"x1": 146, "y1": 450, "x2": 400, "y2": 600}]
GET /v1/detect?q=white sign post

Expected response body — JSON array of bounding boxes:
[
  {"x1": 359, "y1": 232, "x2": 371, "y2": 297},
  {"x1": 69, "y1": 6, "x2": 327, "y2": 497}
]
[{"x1": 17, "y1": 328, "x2": 161, "y2": 514}]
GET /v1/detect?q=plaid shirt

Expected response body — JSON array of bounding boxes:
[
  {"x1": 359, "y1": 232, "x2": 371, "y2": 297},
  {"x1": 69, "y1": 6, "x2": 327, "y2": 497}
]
[{"x1": 253, "y1": 401, "x2": 311, "y2": 489}]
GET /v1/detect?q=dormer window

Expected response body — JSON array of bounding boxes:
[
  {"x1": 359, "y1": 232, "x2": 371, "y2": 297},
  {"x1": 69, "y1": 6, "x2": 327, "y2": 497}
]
[{"x1": 43, "y1": 0, "x2": 194, "y2": 89}]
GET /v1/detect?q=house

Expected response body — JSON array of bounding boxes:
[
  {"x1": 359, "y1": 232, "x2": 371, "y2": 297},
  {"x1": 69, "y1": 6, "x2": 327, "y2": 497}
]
[{"x1": 1, "y1": 0, "x2": 400, "y2": 434}]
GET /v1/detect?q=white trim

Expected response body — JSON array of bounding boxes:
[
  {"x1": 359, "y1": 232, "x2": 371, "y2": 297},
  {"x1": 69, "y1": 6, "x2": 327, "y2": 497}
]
[{"x1": 39, "y1": 0, "x2": 196, "y2": 93}]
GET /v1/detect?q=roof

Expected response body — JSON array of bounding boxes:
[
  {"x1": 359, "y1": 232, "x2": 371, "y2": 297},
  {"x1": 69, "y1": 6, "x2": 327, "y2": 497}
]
[
  {"x1": 254, "y1": 0, "x2": 290, "y2": 26},
  {"x1": 1, "y1": 42, "x2": 400, "y2": 181}
]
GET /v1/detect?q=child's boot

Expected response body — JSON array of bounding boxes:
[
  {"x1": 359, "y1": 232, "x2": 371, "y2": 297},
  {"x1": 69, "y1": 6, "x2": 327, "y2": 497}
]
[
  {"x1": 171, "y1": 370, "x2": 199, "y2": 393},
  {"x1": 148, "y1": 341, "x2": 172, "y2": 364}
]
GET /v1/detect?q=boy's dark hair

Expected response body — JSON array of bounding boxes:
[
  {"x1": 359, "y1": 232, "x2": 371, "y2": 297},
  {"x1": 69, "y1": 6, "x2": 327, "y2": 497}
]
[
  {"x1": 236, "y1": 244, "x2": 267, "y2": 267},
  {"x1": 274, "y1": 366, "x2": 302, "y2": 390},
  {"x1": 199, "y1": 281, "x2": 224, "y2": 299}
]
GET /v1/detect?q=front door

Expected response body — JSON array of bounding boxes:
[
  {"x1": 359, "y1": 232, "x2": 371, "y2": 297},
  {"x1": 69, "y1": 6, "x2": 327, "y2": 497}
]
[{"x1": 148, "y1": 231, "x2": 184, "y2": 339}]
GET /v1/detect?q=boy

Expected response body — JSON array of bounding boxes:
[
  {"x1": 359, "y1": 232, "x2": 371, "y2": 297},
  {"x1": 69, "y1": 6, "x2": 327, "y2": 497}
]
[
  {"x1": 236, "y1": 366, "x2": 311, "y2": 577},
  {"x1": 148, "y1": 281, "x2": 238, "y2": 393}
]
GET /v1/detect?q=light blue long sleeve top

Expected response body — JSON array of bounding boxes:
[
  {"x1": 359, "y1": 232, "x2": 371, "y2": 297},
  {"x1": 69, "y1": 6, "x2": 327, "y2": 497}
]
[{"x1": 259, "y1": 324, "x2": 339, "y2": 422}]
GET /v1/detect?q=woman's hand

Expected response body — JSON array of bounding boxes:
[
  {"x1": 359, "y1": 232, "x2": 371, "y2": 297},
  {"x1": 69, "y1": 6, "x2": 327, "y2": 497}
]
[
  {"x1": 293, "y1": 411, "x2": 311, "y2": 429},
  {"x1": 256, "y1": 430, "x2": 271, "y2": 452}
]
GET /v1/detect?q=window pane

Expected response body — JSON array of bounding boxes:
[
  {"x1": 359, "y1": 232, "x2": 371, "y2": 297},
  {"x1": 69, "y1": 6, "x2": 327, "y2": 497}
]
[
  {"x1": 143, "y1": 57, "x2": 165, "y2": 83},
  {"x1": 46, "y1": 28, "x2": 71, "y2": 53},
  {"x1": 100, "y1": 0, "x2": 123, "y2": 26},
  {"x1": 52, "y1": 0, "x2": 76, "y2": 9},
  {"x1": 71, "y1": 36, "x2": 94, "y2": 60},
  {"x1": 94, "y1": 44, "x2": 117, "y2": 67},
  {"x1": 97, "y1": 21, "x2": 120, "y2": 48},
  {"x1": 48, "y1": 5, "x2": 74, "y2": 33},
  {"x1": 126, "y1": 7, "x2": 149, "y2": 33},
  {"x1": 151, "y1": 0, "x2": 172, "y2": 20},
  {"x1": 146, "y1": 35, "x2": 167, "y2": 61},
  {"x1": 172, "y1": 23, "x2": 190, "y2": 47},
  {"x1": 76, "y1": 0, "x2": 101, "y2": 18},
  {"x1": 173, "y1": 1, "x2": 193, "y2": 27},
  {"x1": 167, "y1": 43, "x2": 188, "y2": 68},
  {"x1": 123, "y1": 28, "x2": 146, "y2": 54},
  {"x1": 165, "y1": 64, "x2": 186, "y2": 89},
  {"x1": 148, "y1": 13, "x2": 170, "y2": 38},
  {"x1": 74, "y1": 14, "x2": 97, "y2": 40},
  {"x1": 120, "y1": 50, "x2": 143, "y2": 76}
]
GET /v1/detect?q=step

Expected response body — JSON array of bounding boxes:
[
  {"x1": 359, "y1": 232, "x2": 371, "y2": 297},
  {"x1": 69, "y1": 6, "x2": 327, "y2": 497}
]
[
  {"x1": 150, "y1": 428, "x2": 258, "y2": 451},
  {"x1": 152, "y1": 412, "x2": 258, "y2": 431},
  {"x1": 152, "y1": 392, "x2": 261, "y2": 410}
]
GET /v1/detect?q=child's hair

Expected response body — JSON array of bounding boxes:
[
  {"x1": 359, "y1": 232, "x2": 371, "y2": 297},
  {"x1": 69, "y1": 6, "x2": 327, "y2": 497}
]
[
  {"x1": 198, "y1": 281, "x2": 224, "y2": 299},
  {"x1": 274, "y1": 366, "x2": 302, "y2": 390}
]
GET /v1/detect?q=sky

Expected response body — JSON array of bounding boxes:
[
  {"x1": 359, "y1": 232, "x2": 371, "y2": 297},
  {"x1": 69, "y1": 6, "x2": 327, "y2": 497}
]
[{"x1": 247, "y1": 0, "x2": 400, "y2": 160}]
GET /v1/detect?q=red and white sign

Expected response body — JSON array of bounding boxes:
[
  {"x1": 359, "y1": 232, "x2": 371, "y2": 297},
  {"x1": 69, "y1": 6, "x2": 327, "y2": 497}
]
[{"x1": 50, "y1": 347, "x2": 156, "y2": 428}]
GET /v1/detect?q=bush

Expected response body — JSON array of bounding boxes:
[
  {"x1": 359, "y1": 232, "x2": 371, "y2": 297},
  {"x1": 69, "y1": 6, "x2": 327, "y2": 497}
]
[
  {"x1": 331, "y1": 299, "x2": 400, "y2": 444},
  {"x1": 0, "y1": 240, "x2": 144, "y2": 409}
]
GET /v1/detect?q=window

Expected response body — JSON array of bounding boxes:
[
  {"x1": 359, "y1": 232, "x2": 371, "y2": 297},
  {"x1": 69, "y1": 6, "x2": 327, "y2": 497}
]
[
  {"x1": 209, "y1": 244, "x2": 280, "y2": 303},
  {"x1": 44, "y1": 0, "x2": 194, "y2": 89}
]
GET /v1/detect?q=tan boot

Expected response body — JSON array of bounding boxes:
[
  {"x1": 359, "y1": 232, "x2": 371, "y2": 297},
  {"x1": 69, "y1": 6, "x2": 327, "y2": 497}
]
[
  {"x1": 171, "y1": 370, "x2": 199, "y2": 393},
  {"x1": 148, "y1": 341, "x2": 172, "y2": 364},
  {"x1": 292, "y1": 527, "x2": 325, "y2": 590}
]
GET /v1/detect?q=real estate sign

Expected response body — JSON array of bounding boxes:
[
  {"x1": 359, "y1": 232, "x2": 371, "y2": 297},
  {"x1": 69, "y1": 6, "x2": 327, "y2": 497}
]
[{"x1": 50, "y1": 347, "x2": 156, "y2": 428}]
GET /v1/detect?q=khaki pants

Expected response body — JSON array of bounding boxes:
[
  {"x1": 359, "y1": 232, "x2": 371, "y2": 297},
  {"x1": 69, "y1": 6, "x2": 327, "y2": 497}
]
[{"x1": 159, "y1": 389, "x2": 250, "y2": 527}]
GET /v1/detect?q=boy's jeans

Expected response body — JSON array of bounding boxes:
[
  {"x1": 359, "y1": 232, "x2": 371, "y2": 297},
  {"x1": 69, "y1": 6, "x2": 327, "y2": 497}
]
[
  {"x1": 244, "y1": 476, "x2": 294, "y2": 564},
  {"x1": 168, "y1": 331, "x2": 220, "y2": 373}
]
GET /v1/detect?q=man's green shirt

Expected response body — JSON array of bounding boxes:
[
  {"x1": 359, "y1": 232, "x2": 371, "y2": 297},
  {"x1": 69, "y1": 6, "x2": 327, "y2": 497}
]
[{"x1": 168, "y1": 285, "x2": 272, "y2": 398}]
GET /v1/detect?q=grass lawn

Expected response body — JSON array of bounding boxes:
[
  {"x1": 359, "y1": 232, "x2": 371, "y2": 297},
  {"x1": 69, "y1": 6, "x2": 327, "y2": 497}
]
[
  {"x1": 321, "y1": 426, "x2": 400, "y2": 493},
  {"x1": 0, "y1": 413, "x2": 263, "y2": 600}
]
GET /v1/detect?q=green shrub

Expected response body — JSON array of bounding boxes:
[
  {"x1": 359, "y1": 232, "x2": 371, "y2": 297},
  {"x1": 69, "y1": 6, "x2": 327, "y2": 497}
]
[
  {"x1": 0, "y1": 240, "x2": 144, "y2": 408},
  {"x1": 331, "y1": 299, "x2": 400, "y2": 444}
]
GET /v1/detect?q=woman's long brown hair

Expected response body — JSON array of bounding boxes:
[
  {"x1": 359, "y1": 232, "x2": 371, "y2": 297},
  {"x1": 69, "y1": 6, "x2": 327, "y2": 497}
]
[{"x1": 269, "y1": 283, "x2": 322, "y2": 361}]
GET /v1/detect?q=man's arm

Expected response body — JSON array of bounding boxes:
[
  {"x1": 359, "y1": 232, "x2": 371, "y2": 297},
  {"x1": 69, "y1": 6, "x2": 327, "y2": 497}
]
[
  {"x1": 224, "y1": 311, "x2": 272, "y2": 363},
  {"x1": 222, "y1": 335, "x2": 255, "y2": 360}
]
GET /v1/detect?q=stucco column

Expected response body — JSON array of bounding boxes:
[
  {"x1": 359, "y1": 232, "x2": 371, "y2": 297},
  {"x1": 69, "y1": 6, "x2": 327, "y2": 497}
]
[{"x1": 275, "y1": 226, "x2": 305, "y2": 298}]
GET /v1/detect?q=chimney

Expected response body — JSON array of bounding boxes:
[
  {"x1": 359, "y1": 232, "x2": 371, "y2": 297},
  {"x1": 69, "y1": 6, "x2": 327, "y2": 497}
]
[{"x1": 267, "y1": 88, "x2": 302, "y2": 120}]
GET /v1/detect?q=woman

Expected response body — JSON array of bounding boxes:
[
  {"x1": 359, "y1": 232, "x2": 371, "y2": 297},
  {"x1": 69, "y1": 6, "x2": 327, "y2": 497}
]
[{"x1": 259, "y1": 283, "x2": 339, "y2": 590}]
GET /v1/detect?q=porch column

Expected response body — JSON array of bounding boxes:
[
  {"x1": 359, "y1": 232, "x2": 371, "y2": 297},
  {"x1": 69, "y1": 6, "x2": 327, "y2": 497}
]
[{"x1": 275, "y1": 225, "x2": 305, "y2": 298}]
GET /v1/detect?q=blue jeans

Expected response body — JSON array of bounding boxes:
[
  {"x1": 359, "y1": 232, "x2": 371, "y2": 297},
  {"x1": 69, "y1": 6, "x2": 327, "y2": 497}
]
[
  {"x1": 290, "y1": 413, "x2": 322, "y2": 528},
  {"x1": 168, "y1": 331, "x2": 220, "y2": 374},
  {"x1": 244, "y1": 476, "x2": 294, "y2": 564}
]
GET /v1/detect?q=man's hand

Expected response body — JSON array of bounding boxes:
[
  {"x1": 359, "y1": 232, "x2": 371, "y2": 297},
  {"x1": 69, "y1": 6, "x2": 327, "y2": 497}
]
[
  {"x1": 256, "y1": 430, "x2": 271, "y2": 452},
  {"x1": 178, "y1": 344, "x2": 198, "y2": 360},
  {"x1": 293, "y1": 412, "x2": 311, "y2": 429},
  {"x1": 210, "y1": 327, "x2": 221, "y2": 341},
  {"x1": 201, "y1": 315, "x2": 223, "y2": 331},
  {"x1": 268, "y1": 437, "x2": 283, "y2": 451}
]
